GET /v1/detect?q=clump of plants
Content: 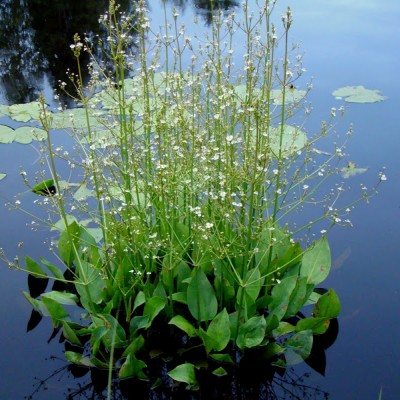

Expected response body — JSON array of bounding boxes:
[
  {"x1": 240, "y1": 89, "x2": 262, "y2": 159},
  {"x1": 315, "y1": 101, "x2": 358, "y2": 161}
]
[{"x1": 1, "y1": 0, "x2": 384, "y2": 393}]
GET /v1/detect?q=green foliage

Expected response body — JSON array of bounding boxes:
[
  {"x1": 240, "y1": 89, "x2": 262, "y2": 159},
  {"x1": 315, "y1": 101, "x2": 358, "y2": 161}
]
[
  {"x1": 333, "y1": 85, "x2": 386, "y2": 103},
  {"x1": 2, "y1": 0, "x2": 383, "y2": 391},
  {"x1": 168, "y1": 363, "x2": 198, "y2": 387}
]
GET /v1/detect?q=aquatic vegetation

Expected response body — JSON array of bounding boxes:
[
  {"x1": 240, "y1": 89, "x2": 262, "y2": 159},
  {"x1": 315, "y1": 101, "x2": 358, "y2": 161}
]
[
  {"x1": 0, "y1": 0, "x2": 385, "y2": 394},
  {"x1": 340, "y1": 161, "x2": 368, "y2": 179},
  {"x1": 332, "y1": 85, "x2": 386, "y2": 103}
]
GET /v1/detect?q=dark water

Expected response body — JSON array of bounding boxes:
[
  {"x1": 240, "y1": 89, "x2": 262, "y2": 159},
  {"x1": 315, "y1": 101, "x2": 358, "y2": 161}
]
[{"x1": 1, "y1": 0, "x2": 399, "y2": 398}]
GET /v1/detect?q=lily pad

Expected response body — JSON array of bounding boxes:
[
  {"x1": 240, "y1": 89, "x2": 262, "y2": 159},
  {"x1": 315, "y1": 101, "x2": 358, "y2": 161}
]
[
  {"x1": 13, "y1": 126, "x2": 47, "y2": 144},
  {"x1": 340, "y1": 161, "x2": 368, "y2": 179},
  {"x1": 8, "y1": 101, "x2": 42, "y2": 122},
  {"x1": 234, "y1": 84, "x2": 262, "y2": 103},
  {"x1": 271, "y1": 88, "x2": 307, "y2": 105},
  {"x1": 51, "y1": 108, "x2": 105, "y2": 130},
  {"x1": 269, "y1": 124, "x2": 307, "y2": 156},
  {"x1": 73, "y1": 183, "x2": 95, "y2": 201},
  {"x1": 332, "y1": 86, "x2": 385, "y2": 103},
  {"x1": 0, "y1": 125, "x2": 16, "y2": 143}
]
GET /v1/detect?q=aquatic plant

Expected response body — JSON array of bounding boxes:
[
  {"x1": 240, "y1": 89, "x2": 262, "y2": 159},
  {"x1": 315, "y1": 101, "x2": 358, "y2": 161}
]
[{"x1": 1, "y1": 0, "x2": 385, "y2": 394}]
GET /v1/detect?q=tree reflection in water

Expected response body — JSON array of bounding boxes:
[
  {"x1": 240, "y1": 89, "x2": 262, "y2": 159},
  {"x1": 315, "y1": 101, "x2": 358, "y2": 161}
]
[{"x1": 0, "y1": 0, "x2": 239, "y2": 104}]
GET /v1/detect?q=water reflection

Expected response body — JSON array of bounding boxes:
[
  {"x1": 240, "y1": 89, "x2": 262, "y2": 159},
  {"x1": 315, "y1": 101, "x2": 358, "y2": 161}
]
[
  {"x1": 0, "y1": 0, "x2": 240, "y2": 104},
  {"x1": 25, "y1": 274, "x2": 338, "y2": 399},
  {"x1": 166, "y1": 0, "x2": 239, "y2": 23},
  {"x1": 0, "y1": 0, "x2": 133, "y2": 104},
  {"x1": 27, "y1": 361, "x2": 332, "y2": 399}
]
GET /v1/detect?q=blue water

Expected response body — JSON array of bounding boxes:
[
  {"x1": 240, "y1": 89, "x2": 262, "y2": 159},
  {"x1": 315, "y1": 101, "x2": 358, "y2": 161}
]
[{"x1": 1, "y1": 0, "x2": 399, "y2": 398}]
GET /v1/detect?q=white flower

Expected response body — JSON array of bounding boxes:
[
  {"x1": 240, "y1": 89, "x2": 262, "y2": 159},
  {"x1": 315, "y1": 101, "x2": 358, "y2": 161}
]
[{"x1": 380, "y1": 174, "x2": 387, "y2": 181}]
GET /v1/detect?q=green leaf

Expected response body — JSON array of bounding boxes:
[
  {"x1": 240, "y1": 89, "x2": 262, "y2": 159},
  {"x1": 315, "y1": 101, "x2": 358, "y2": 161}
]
[
  {"x1": 42, "y1": 291, "x2": 78, "y2": 305},
  {"x1": 74, "y1": 261, "x2": 106, "y2": 310},
  {"x1": 23, "y1": 291, "x2": 45, "y2": 315},
  {"x1": 98, "y1": 314, "x2": 127, "y2": 349},
  {"x1": 169, "y1": 315, "x2": 198, "y2": 338},
  {"x1": 0, "y1": 125, "x2": 16, "y2": 143},
  {"x1": 58, "y1": 224, "x2": 79, "y2": 267},
  {"x1": 119, "y1": 354, "x2": 148, "y2": 379},
  {"x1": 286, "y1": 277, "x2": 314, "y2": 317},
  {"x1": 212, "y1": 367, "x2": 228, "y2": 376},
  {"x1": 272, "y1": 321, "x2": 295, "y2": 337},
  {"x1": 340, "y1": 161, "x2": 368, "y2": 179},
  {"x1": 25, "y1": 256, "x2": 47, "y2": 277},
  {"x1": 313, "y1": 289, "x2": 341, "y2": 319},
  {"x1": 39, "y1": 258, "x2": 64, "y2": 280},
  {"x1": 284, "y1": 330, "x2": 313, "y2": 365},
  {"x1": 240, "y1": 268, "x2": 262, "y2": 303},
  {"x1": 332, "y1": 85, "x2": 386, "y2": 103},
  {"x1": 41, "y1": 296, "x2": 69, "y2": 324},
  {"x1": 295, "y1": 317, "x2": 330, "y2": 335},
  {"x1": 300, "y1": 236, "x2": 331, "y2": 285},
  {"x1": 0, "y1": 173, "x2": 6, "y2": 181},
  {"x1": 73, "y1": 183, "x2": 94, "y2": 201},
  {"x1": 168, "y1": 363, "x2": 198, "y2": 385},
  {"x1": 122, "y1": 335, "x2": 145, "y2": 358},
  {"x1": 187, "y1": 268, "x2": 218, "y2": 322},
  {"x1": 65, "y1": 351, "x2": 95, "y2": 367},
  {"x1": 8, "y1": 101, "x2": 41, "y2": 122},
  {"x1": 13, "y1": 126, "x2": 46, "y2": 144},
  {"x1": 133, "y1": 291, "x2": 146, "y2": 312},
  {"x1": 31, "y1": 179, "x2": 56, "y2": 196},
  {"x1": 269, "y1": 124, "x2": 307, "y2": 156},
  {"x1": 143, "y1": 296, "x2": 167, "y2": 325},
  {"x1": 62, "y1": 321, "x2": 82, "y2": 345},
  {"x1": 236, "y1": 315, "x2": 266, "y2": 349},
  {"x1": 209, "y1": 353, "x2": 234, "y2": 364},
  {"x1": 206, "y1": 308, "x2": 231, "y2": 351},
  {"x1": 268, "y1": 275, "x2": 298, "y2": 320},
  {"x1": 271, "y1": 88, "x2": 307, "y2": 105}
]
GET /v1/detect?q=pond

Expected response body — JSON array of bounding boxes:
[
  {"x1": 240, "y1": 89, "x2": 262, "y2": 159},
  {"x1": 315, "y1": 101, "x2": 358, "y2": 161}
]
[{"x1": 0, "y1": 0, "x2": 399, "y2": 399}]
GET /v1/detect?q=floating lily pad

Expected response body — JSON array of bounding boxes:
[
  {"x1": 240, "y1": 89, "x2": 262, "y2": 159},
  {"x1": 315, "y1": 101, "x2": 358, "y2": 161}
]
[
  {"x1": 340, "y1": 161, "x2": 368, "y2": 179},
  {"x1": 271, "y1": 88, "x2": 307, "y2": 105},
  {"x1": 0, "y1": 105, "x2": 8, "y2": 118},
  {"x1": 73, "y1": 183, "x2": 94, "y2": 201},
  {"x1": 14, "y1": 126, "x2": 47, "y2": 144},
  {"x1": 8, "y1": 101, "x2": 42, "y2": 122},
  {"x1": 332, "y1": 86, "x2": 385, "y2": 103},
  {"x1": 0, "y1": 173, "x2": 6, "y2": 181},
  {"x1": 51, "y1": 108, "x2": 105, "y2": 130},
  {"x1": 234, "y1": 85, "x2": 262, "y2": 103},
  {"x1": 269, "y1": 124, "x2": 307, "y2": 156},
  {"x1": 0, "y1": 125, "x2": 16, "y2": 143}
]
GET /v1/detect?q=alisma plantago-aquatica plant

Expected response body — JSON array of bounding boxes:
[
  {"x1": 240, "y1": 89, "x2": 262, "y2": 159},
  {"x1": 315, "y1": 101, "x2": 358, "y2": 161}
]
[{"x1": 1, "y1": 0, "x2": 386, "y2": 390}]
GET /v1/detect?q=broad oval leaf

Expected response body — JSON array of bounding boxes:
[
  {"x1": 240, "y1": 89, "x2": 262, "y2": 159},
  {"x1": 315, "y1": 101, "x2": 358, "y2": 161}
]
[
  {"x1": 169, "y1": 315, "x2": 198, "y2": 338},
  {"x1": 187, "y1": 268, "x2": 217, "y2": 322},
  {"x1": 313, "y1": 288, "x2": 341, "y2": 319},
  {"x1": 206, "y1": 308, "x2": 231, "y2": 351},
  {"x1": 119, "y1": 353, "x2": 147, "y2": 379},
  {"x1": 300, "y1": 236, "x2": 331, "y2": 285},
  {"x1": 284, "y1": 330, "x2": 313, "y2": 365},
  {"x1": 168, "y1": 363, "x2": 197, "y2": 385},
  {"x1": 0, "y1": 125, "x2": 16, "y2": 143},
  {"x1": 333, "y1": 85, "x2": 385, "y2": 103},
  {"x1": 14, "y1": 126, "x2": 46, "y2": 144},
  {"x1": 236, "y1": 315, "x2": 266, "y2": 349}
]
